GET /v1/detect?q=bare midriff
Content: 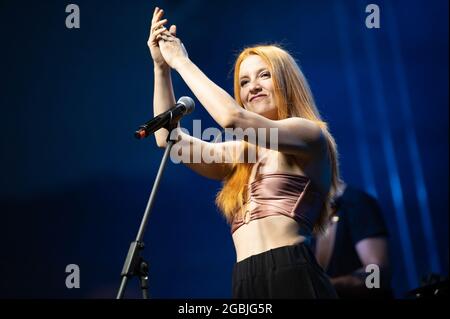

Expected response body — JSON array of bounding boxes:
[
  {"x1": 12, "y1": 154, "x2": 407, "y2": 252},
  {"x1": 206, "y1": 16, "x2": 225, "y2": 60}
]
[{"x1": 232, "y1": 214, "x2": 306, "y2": 262}]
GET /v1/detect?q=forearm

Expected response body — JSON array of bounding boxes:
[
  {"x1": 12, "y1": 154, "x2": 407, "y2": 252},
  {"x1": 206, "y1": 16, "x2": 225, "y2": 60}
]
[
  {"x1": 174, "y1": 57, "x2": 241, "y2": 128},
  {"x1": 331, "y1": 271, "x2": 365, "y2": 290},
  {"x1": 153, "y1": 65, "x2": 176, "y2": 147},
  {"x1": 330, "y1": 268, "x2": 373, "y2": 298},
  {"x1": 169, "y1": 127, "x2": 234, "y2": 180}
]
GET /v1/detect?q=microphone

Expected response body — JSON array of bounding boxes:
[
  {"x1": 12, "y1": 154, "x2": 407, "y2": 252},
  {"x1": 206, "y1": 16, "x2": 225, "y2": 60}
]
[{"x1": 134, "y1": 96, "x2": 195, "y2": 139}]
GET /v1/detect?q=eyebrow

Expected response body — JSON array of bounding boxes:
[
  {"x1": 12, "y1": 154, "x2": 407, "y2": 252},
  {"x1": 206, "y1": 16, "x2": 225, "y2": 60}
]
[{"x1": 239, "y1": 67, "x2": 269, "y2": 80}]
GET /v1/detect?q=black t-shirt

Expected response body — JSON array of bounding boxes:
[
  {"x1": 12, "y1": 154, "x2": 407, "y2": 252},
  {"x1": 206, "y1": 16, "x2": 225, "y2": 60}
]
[{"x1": 326, "y1": 186, "x2": 388, "y2": 278}]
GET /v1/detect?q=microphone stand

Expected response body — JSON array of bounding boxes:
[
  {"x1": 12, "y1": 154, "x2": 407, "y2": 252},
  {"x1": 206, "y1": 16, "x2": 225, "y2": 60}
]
[{"x1": 116, "y1": 123, "x2": 178, "y2": 299}]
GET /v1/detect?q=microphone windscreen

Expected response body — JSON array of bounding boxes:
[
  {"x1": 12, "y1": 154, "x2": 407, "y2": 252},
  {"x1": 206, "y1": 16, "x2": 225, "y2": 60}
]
[{"x1": 177, "y1": 96, "x2": 195, "y2": 114}]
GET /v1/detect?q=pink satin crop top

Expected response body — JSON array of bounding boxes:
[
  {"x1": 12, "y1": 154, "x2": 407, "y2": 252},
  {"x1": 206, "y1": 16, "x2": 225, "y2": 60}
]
[{"x1": 230, "y1": 173, "x2": 325, "y2": 234}]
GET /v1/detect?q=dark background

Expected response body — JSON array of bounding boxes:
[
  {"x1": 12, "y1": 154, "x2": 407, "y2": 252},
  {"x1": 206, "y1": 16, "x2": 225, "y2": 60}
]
[{"x1": 0, "y1": 0, "x2": 448, "y2": 298}]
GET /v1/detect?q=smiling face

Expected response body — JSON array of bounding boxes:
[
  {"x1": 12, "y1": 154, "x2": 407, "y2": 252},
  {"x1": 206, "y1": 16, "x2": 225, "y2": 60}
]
[{"x1": 238, "y1": 55, "x2": 278, "y2": 120}]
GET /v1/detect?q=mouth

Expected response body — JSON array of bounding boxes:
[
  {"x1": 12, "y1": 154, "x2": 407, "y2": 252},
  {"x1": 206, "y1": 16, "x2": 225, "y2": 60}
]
[{"x1": 250, "y1": 94, "x2": 267, "y2": 102}]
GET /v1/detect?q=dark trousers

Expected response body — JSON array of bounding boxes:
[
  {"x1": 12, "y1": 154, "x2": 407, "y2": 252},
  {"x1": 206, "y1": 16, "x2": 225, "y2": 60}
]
[{"x1": 232, "y1": 242, "x2": 338, "y2": 299}]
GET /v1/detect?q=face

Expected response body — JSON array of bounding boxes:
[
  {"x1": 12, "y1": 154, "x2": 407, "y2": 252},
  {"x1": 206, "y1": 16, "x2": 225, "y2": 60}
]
[{"x1": 238, "y1": 55, "x2": 277, "y2": 119}]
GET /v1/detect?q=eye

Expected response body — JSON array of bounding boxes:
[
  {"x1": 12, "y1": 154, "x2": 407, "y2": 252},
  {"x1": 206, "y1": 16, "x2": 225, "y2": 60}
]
[
  {"x1": 260, "y1": 71, "x2": 271, "y2": 78},
  {"x1": 240, "y1": 79, "x2": 249, "y2": 87}
]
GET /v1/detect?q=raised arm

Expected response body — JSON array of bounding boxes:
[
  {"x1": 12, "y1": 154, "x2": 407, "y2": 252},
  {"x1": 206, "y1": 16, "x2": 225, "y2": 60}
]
[
  {"x1": 147, "y1": 8, "x2": 235, "y2": 180},
  {"x1": 158, "y1": 31, "x2": 325, "y2": 159},
  {"x1": 147, "y1": 7, "x2": 176, "y2": 147}
]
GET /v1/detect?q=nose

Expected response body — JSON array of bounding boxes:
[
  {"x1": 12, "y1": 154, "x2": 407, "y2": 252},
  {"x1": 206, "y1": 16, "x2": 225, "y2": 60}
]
[{"x1": 248, "y1": 81, "x2": 262, "y2": 94}]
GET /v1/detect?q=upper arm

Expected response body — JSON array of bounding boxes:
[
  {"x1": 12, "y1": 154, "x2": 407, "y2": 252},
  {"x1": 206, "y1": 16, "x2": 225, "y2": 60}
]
[
  {"x1": 348, "y1": 191, "x2": 389, "y2": 267},
  {"x1": 230, "y1": 109, "x2": 326, "y2": 159},
  {"x1": 355, "y1": 237, "x2": 389, "y2": 267}
]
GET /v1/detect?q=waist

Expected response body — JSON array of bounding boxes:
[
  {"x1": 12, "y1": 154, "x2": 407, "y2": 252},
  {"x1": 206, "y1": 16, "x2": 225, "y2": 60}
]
[
  {"x1": 233, "y1": 241, "x2": 316, "y2": 281},
  {"x1": 232, "y1": 215, "x2": 306, "y2": 262}
]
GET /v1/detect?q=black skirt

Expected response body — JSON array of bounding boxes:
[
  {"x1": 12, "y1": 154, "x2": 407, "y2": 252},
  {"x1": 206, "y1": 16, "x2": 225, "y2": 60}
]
[{"x1": 232, "y1": 242, "x2": 338, "y2": 299}]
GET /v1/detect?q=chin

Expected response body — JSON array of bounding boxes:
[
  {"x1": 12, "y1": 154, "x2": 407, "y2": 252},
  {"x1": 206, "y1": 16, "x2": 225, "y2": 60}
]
[
  {"x1": 256, "y1": 105, "x2": 276, "y2": 114},
  {"x1": 244, "y1": 103, "x2": 276, "y2": 117}
]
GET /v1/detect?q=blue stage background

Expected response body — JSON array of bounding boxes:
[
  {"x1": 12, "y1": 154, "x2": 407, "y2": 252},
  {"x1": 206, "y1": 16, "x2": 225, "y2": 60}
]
[{"x1": 0, "y1": 0, "x2": 448, "y2": 298}]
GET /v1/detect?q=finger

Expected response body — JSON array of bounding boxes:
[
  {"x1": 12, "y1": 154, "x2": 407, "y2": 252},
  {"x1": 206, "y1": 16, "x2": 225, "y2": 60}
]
[
  {"x1": 152, "y1": 7, "x2": 164, "y2": 24},
  {"x1": 169, "y1": 24, "x2": 176, "y2": 36},
  {"x1": 157, "y1": 36, "x2": 167, "y2": 44},
  {"x1": 161, "y1": 31, "x2": 176, "y2": 39},
  {"x1": 157, "y1": 8, "x2": 164, "y2": 20},
  {"x1": 153, "y1": 28, "x2": 173, "y2": 41},
  {"x1": 159, "y1": 34, "x2": 175, "y2": 42},
  {"x1": 160, "y1": 31, "x2": 174, "y2": 39},
  {"x1": 152, "y1": 27, "x2": 168, "y2": 39},
  {"x1": 151, "y1": 19, "x2": 168, "y2": 33},
  {"x1": 151, "y1": 7, "x2": 160, "y2": 24}
]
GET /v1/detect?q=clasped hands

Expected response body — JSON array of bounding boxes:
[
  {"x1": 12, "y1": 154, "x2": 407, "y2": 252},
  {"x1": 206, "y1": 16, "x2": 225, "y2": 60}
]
[{"x1": 147, "y1": 7, "x2": 189, "y2": 70}]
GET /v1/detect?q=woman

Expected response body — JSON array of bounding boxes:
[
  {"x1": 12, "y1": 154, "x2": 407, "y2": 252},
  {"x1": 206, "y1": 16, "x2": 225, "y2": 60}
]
[{"x1": 148, "y1": 7, "x2": 339, "y2": 299}]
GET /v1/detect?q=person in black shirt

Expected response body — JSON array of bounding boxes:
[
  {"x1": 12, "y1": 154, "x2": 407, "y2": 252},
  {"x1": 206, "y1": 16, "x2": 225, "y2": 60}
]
[{"x1": 314, "y1": 182, "x2": 393, "y2": 298}]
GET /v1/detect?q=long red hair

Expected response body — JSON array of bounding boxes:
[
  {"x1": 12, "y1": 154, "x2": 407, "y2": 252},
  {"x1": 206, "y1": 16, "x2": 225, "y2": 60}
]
[{"x1": 215, "y1": 45, "x2": 339, "y2": 233}]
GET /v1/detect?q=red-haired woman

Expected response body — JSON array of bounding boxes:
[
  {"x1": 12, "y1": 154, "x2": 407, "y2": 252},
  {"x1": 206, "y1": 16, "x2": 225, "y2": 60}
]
[{"x1": 149, "y1": 7, "x2": 339, "y2": 299}]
